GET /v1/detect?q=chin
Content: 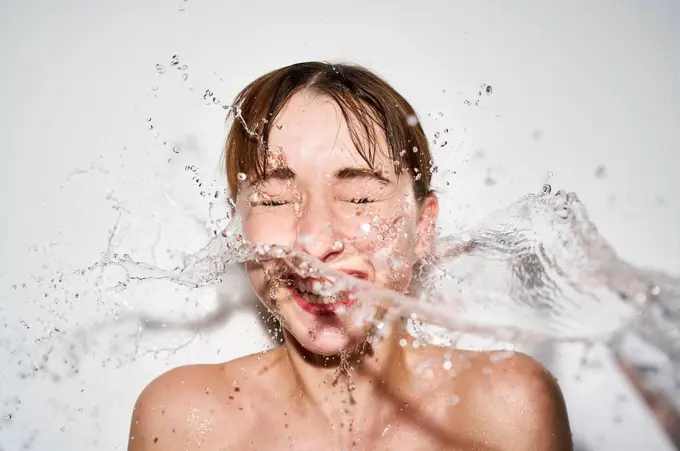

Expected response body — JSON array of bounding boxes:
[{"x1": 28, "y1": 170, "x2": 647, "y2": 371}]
[
  {"x1": 288, "y1": 327, "x2": 353, "y2": 356},
  {"x1": 280, "y1": 306, "x2": 369, "y2": 356}
]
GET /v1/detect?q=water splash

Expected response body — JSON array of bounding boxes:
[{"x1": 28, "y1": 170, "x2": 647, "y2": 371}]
[
  {"x1": 182, "y1": 186, "x2": 680, "y2": 410},
  {"x1": 3, "y1": 178, "x2": 679, "y2": 446},
  {"x1": 42, "y1": 185, "x2": 680, "y2": 371},
  {"x1": 5, "y1": 179, "x2": 679, "y2": 396}
]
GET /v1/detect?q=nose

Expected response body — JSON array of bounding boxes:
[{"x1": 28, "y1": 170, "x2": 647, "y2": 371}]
[{"x1": 295, "y1": 196, "x2": 344, "y2": 263}]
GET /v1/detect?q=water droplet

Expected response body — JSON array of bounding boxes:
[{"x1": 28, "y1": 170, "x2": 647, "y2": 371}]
[
  {"x1": 182, "y1": 73, "x2": 188, "y2": 81},
  {"x1": 406, "y1": 115, "x2": 418, "y2": 126},
  {"x1": 359, "y1": 223, "x2": 371, "y2": 234},
  {"x1": 414, "y1": 173, "x2": 422, "y2": 181},
  {"x1": 486, "y1": 85, "x2": 493, "y2": 95},
  {"x1": 172, "y1": 147, "x2": 179, "y2": 154},
  {"x1": 450, "y1": 394, "x2": 460, "y2": 406},
  {"x1": 331, "y1": 240, "x2": 344, "y2": 251},
  {"x1": 440, "y1": 141, "x2": 447, "y2": 147},
  {"x1": 434, "y1": 132, "x2": 440, "y2": 139},
  {"x1": 443, "y1": 360, "x2": 452, "y2": 370},
  {"x1": 547, "y1": 171, "x2": 554, "y2": 178},
  {"x1": 155, "y1": 64, "x2": 166, "y2": 74},
  {"x1": 237, "y1": 172, "x2": 247, "y2": 181},
  {"x1": 178, "y1": 5, "x2": 185, "y2": 11},
  {"x1": 542, "y1": 184, "x2": 552, "y2": 194},
  {"x1": 595, "y1": 165, "x2": 607, "y2": 178},
  {"x1": 412, "y1": 146, "x2": 418, "y2": 153},
  {"x1": 399, "y1": 338, "x2": 408, "y2": 347}
]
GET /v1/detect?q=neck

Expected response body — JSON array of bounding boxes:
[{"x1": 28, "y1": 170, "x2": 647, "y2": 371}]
[{"x1": 280, "y1": 319, "x2": 412, "y2": 425}]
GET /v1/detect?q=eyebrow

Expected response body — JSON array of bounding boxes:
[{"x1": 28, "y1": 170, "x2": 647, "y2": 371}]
[
  {"x1": 249, "y1": 167, "x2": 296, "y2": 186},
  {"x1": 334, "y1": 167, "x2": 391, "y2": 184}
]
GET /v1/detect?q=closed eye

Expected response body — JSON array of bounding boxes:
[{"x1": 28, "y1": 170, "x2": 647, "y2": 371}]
[
  {"x1": 261, "y1": 200, "x2": 288, "y2": 207},
  {"x1": 350, "y1": 197, "x2": 373, "y2": 204}
]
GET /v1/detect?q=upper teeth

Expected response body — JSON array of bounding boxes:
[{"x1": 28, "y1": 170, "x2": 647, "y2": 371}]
[
  {"x1": 294, "y1": 278, "x2": 345, "y2": 305},
  {"x1": 297, "y1": 278, "x2": 333, "y2": 296}
]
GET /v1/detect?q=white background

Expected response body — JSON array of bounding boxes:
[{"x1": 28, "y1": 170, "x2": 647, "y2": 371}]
[{"x1": 1, "y1": 1, "x2": 679, "y2": 450}]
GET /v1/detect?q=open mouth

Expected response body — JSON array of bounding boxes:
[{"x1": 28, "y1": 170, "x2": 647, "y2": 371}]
[
  {"x1": 293, "y1": 277, "x2": 344, "y2": 304},
  {"x1": 280, "y1": 271, "x2": 368, "y2": 315}
]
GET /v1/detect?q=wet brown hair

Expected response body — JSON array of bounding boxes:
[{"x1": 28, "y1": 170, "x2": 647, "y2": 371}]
[{"x1": 224, "y1": 61, "x2": 433, "y2": 202}]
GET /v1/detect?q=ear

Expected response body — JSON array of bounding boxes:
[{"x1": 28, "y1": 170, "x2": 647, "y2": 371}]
[{"x1": 413, "y1": 193, "x2": 439, "y2": 260}]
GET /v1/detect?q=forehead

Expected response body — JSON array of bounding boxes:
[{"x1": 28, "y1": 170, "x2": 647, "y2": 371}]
[{"x1": 266, "y1": 91, "x2": 393, "y2": 172}]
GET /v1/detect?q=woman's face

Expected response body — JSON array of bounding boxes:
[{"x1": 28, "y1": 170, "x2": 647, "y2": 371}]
[{"x1": 237, "y1": 90, "x2": 438, "y2": 356}]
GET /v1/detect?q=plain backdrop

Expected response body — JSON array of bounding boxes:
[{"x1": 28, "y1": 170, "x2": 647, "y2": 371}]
[{"x1": 1, "y1": 1, "x2": 679, "y2": 450}]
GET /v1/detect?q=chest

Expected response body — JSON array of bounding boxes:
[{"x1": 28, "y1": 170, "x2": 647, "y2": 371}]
[{"x1": 233, "y1": 409, "x2": 471, "y2": 451}]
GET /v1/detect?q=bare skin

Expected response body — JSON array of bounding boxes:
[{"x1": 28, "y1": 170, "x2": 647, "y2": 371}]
[
  {"x1": 128, "y1": 89, "x2": 573, "y2": 450},
  {"x1": 128, "y1": 330, "x2": 572, "y2": 451}
]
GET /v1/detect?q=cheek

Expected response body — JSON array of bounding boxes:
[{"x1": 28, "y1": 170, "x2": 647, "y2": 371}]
[
  {"x1": 245, "y1": 261, "x2": 283, "y2": 308},
  {"x1": 363, "y1": 214, "x2": 419, "y2": 287},
  {"x1": 242, "y1": 211, "x2": 297, "y2": 245},
  {"x1": 355, "y1": 206, "x2": 418, "y2": 252}
]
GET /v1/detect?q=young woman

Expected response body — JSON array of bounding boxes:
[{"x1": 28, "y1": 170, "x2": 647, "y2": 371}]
[{"x1": 128, "y1": 61, "x2": 572, "y2": 451}]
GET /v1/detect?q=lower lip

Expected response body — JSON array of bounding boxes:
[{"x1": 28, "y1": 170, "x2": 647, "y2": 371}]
[{"x1": 288, "y1": 287, "x2": 356, "y2": 316}]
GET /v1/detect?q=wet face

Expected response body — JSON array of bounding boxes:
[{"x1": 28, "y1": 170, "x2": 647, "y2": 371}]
[{"x1": 236, "y1": 90, "x2": 438, "y2": 356}]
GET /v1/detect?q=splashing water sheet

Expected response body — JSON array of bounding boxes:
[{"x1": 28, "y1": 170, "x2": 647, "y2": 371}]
[{"x1": 2, "y1": 54, "x2": 679, "y2": 450}]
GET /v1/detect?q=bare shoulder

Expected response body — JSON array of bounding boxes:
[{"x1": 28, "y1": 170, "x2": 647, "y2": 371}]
[
  {"x1": 128, "y1": 363, "x2": 234, "y2": 450},
  {"x1": 456, "y1": 350, "x2": 573, "y2": 451},
  {"x1": 128, "y1": 350, "x2": 282, "y2": 451}
]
